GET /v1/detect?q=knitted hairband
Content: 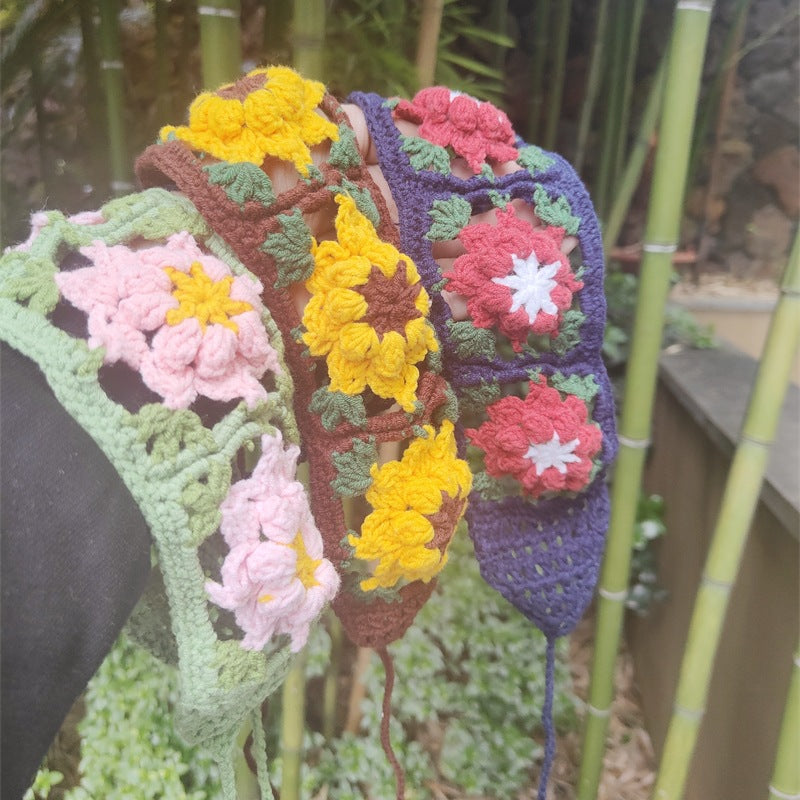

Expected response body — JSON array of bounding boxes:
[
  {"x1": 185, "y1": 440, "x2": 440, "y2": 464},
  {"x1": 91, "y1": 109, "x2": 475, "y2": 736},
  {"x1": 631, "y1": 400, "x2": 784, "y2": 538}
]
[{"x1": 1, "y1": 66, "x2": 616, "y2": 799}]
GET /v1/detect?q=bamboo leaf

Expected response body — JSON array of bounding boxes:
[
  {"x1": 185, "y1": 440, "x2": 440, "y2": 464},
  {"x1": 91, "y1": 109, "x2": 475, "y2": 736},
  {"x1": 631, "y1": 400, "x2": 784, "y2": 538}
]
[{"x1": 439, "y1": 50, "x2": 504, "y2": 79}]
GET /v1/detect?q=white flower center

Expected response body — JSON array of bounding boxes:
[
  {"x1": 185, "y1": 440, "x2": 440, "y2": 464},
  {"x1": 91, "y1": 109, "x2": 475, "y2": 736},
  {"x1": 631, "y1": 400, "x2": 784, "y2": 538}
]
[
  {"x1": 525, "y1": 432, "x2": 581, "y2": 476},
  {"x1": 492, "y1": 252, "x2": 560, "y2": 322}
]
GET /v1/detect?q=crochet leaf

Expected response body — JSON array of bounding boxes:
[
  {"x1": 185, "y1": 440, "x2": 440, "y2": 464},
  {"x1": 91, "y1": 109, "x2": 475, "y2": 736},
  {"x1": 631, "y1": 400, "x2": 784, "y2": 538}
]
[
  {"x1": 309, "y1": 386, "x2": 368, "y2": 431},
  {"x1": 550, "y1": 309, "x2": 586, "y2": 355},
  {"x1": 204, "y1": 162, "x2": 276, "y2": 209},
  {"x1": 480, "y1": 163, "x2": 496, "y2": 182},
  {"x1": 517, "y1": 145, "x2": 555, "y2": 176},
  {"x1": 181, "y1": 457, "x2": 232, "y2": 546},
  {"x1": 330, "y1": 179, "x2": 380, "y2": 227},
  {"x1": 471, "y1": 470, "x2": 520, "y2": 502},
  {"x1": 328, "y1": 123, "x2": 361, "y2": 170},
  {"x1": 549, "y1": 371, "x2": 600, "y2": 404},
  {"x1": 134, "y1": 405, "x2": 217, "y2": 464},
  {"x1": 0, "y1": 253, "x2": 59, "y2": 314},
  {"x1": 457, "y1": 379, "x2": 501, "y2": 415},
  {"x1": 331, "y1": 437, "x2": 378, "y2": 497},
  {"x1": 446, "y1": 319, "x2": 497, "y2": 360},
  {"x1": 488, "y1": 190, "x2": 511, "y2": 209},
  {"x1": 260, "y1": 209, "x2": 315, "y2": 288},
  {"x1": 533, "y1": 185, "x2": 580, "y2": 235},
  {"x1": 400, "y1": 135, "x2": 451, "y2": 175},
  {"x1": 426, "y1": 196, "x2": 472, "y2": 241}
]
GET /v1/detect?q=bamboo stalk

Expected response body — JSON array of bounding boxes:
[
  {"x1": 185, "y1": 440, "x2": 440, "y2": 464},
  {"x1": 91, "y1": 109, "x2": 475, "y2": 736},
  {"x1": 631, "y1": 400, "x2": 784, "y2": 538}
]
[
  {"x1": 323, "y1": 611, "x2": 343, "y2": 741},
  {"x1": 263, "y1": 0, "x2": 292, "y2": 62},
  {"x1": 593, "y1": 5, "x2": 627, "y2": 220},
  {"x1": 28, "y1": 51, "x2": 51, "y2": 199},
  {"x1": 653, "y1": 230, "x2": 800, "y2": 800},
  {"x1": 154, "y1": 0, "x2": 170, "y2": 125},
  {"x1": 77, "y1": 0, "x2": 104, "y2": 155},
  {"x1": 768, "y1": 647, "x2": 800, "y2": 800},
  {"x1": 686, "y1": 0, "x2": 752, "y2": 211},
  {"x1": 574, "y1": 0, "x2": 610, "y2": 172},
  {"x1": 198, "y1": 0, "x2": 242, "y2": 90},
  {"x1": 695, "y1": 0, "x2": 751, "y2": 270},
  {"x1": 612, "y1": 0, "x2": 645, "y2": 187},
  {"x1": 488, "y1": 0, "x2": 509, "y2": 75},
  {"x1": 280, "y1": 648, "x2": 308, "y2": 800},
  {"x1": 542, "y1": 0, "x2": 572, "y2": 151},
  {"x1": 291, "y1": 0, "x2": 325, "y2": 82},
  {"x1": 415, "y1": 0, "x2": 445, "y2": 90},
  {"x1": 526, "y1": 0, "x2": 552, "y2": 142},
  {"x1": 234, "y1": 718, "x2": 261, "y2": 800},
  {"x1": 97, "y1": 0, "x2": 132, "y2": 195},
  {"x1": 603, "y1": 52, "x2": 667, "y2": 261},
  {"x1": 575, "y1": 5, "x2": 715, "y2": 798}
]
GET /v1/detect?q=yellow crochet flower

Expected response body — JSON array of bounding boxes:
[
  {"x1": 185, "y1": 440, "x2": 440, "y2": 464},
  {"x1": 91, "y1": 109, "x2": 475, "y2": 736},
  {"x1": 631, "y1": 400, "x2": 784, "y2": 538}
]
[
  {"x1": 348, "y1": 421, "x2": 472, "y2": 591},
  {"x1": 159, "y1": 66, "x2": 338, "y2": 176},
  {"x1": 302, "y1": 195, "x2": 439, "y2": 411}
]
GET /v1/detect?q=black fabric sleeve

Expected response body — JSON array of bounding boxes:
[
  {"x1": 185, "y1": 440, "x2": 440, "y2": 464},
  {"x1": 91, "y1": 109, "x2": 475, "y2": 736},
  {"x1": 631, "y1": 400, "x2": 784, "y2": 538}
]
[{"x1": 1, "y1": 342, "x2": 152, "y2": 799}]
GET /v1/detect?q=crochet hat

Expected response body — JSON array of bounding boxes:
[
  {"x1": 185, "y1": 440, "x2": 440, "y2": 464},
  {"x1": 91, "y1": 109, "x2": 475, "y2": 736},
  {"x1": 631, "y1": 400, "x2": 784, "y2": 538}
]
[
  {"x1": 0, "y1": 189, "x2": 340, "y2": 799},
  {"x1": 136, "y1": 68, "x2": 616, "y2": 797}
]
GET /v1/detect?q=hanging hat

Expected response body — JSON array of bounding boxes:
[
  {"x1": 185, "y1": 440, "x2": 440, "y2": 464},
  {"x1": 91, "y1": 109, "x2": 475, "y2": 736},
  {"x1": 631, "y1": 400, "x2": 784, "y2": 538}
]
[{"x1": 0, "y1": 189, "x2": 340, "y2": 799}]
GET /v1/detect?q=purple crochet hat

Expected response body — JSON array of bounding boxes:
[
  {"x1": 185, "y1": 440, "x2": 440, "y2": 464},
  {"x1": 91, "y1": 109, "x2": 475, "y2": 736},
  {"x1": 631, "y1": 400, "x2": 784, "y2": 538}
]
[{"x1": 348, "y1": 88, "x2": 618, "y2": 794}]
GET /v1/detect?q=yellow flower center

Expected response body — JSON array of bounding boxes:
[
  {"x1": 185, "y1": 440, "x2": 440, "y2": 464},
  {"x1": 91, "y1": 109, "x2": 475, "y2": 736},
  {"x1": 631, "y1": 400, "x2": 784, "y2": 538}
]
[
  {"x1": 164, "y1": 262, "x2": 253, "y2": 332},
  {"x1": 258, "y1": 531, "x2": 321, "y2": 603}
]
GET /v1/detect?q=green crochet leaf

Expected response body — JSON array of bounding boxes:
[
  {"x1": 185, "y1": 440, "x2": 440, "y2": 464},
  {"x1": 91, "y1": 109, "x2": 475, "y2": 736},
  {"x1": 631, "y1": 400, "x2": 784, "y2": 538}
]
[
  {"x1": 400, "y1": 135, "x2": 451, "y2": 175},
  {"x1": 471, "y1": 470, "x2": 520, "y2": 502},
  {"x1": 457, "y1": 380, "x2": 501, "y2": 415},
  {"x1": 328, "y1": 123, "x2": 361, "y2": 170},
  {"x1": 517, "y1": 145, "x2": 555, "y2": 176},
  {"x1": 181, "y1": 457, "x2": 232, "y2": 545},
  {"x1": 310, "y1": 386, "x2": 368, "y2": 431},
  {"x1": 331, "y1": 437, "x2": 378, "y2": 497},
  {"x1": 480, "y1": 163, "x2": 496, "y2": 182},
  {"x1": 0, "y1": 253, "x2": 59, "y2": 314},
  {"x1": 214, "y1": 640, "x2": 292, "y2": 690},
  {"x1": 203, "y1": 162, "x2": 276, "y2": 209},
  {"x1": 550, "y1": 309, "x2": 586, "y2": 355},
  {"x1": 304, "y1": 164, "x2": 324, "y2": 184},
  {"x1": 330, "y1": 179, "x2": 380, "y2": 227},
  {"x1": 446, "y1": 319, "x2": 497, "y2": 360},
  {"x1": 488, "y1": 190, "x2": 511, "y2": 209},
  {"x1": 426, "y1": 196, "x2": 472, "y2": 241},
  {"x1": 533, "y1": 185, "x2": 580, "y2": 235},
  {"x1": 134, "y1": 405, "x2": 217, "y2": 464},
  {"x1": 549, "y1": 371, "x2": 600, "y2": 404},
  {"x1": 260, "y1": 209, "x2": 315, "y2": 289}
]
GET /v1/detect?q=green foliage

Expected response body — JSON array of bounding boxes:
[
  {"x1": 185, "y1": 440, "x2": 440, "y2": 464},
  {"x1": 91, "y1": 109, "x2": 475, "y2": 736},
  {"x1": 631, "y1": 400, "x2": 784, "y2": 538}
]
[
  {"x1": 603, "y1": 269, "x2": 715, "y2": 369},
  {"x1": 24, "y1": 768, "x2": 63, "y2": 800},
  {"x1": 26, "y1": 636, "x2": 221, "y2": 800},
  {"x1": 626, "y1": 494, "x2": 669, "y2": 616}
]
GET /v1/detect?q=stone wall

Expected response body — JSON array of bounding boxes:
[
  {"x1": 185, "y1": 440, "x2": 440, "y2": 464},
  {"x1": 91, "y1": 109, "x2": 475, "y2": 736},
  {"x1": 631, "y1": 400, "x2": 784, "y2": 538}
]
[{"x1": 685, "y1": 0, "x2": 798, "y2": 279}]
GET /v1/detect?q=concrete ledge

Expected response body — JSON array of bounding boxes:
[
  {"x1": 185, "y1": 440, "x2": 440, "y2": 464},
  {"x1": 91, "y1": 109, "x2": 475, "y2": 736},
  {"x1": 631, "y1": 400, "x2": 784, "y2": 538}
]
[{"x1": 658, "y1": 343, "x2": 799, "y2": 536}]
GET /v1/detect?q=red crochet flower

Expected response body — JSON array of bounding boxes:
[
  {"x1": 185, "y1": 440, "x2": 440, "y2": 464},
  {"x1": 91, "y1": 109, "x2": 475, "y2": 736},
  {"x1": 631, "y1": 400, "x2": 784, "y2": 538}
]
[
  {"x1": 467, "y1": 377, "x2": 602, "y2": 498},
  {"x1": 394, "y1": 87, "x2": 518, "y2": 173},
  {"x1": 445, "y1": 206, "x2": 583, "y2": 351}
]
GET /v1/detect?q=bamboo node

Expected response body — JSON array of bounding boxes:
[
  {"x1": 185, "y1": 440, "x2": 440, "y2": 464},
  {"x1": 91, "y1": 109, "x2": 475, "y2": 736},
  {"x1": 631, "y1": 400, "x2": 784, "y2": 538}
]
[
  {"x1": 739, "y1": 432, "x2": 773, "y2": 448},
  {"x1": 598, "y1": 587, "x2": 628, "y2": 602},
  {"x1": 586, "y1": 703, "x2": 611, "y2": 718},
  {"x1": 642, "y1": 241, "x2": 677, "y2": 254},
  {"x1": 674, "y1": 703, "x2": 705, "y2": 721},
  {"x1": 617, "y1": 434, "x2": 651, "y2": 450},
  {"x1": 100, "y1": 60, "x2": 124, "y2": 71},
  {"x1": 197, "y1": 5, "x2": 239, "y2": 18},
  {"x1": 768, "y1": 786, "x2": 800, "y2": 800},
  {"x1": 676, "y1": 0, "x2": 714, "y2": 11},
  {"x1": 700, "y1": 574, "x2": 733, "y2": 591},
  {"x1": 110, "y1": 181, "x2": 135, "y2": 193},
  {"x1": 793, "y1": 654, "x2": 800, "y2": 669}
]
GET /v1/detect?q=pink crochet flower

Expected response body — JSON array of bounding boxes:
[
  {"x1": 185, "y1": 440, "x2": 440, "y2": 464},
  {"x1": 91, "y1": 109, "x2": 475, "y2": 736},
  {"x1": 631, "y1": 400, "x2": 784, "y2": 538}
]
[
  {"x1": 206, "y1": 433, "x2": 340, "y2": 652},
  {"x1": 445, "y1": 206, "x2": 583, "y2": 351},
  {"x1": 394, "y1": 87, "x2": 518, "y2": 173},
  {"x1": 54, "y1": 232, "x2": 279, "y2": 409},
  {"x1": 467, "y1": 377, "x2": 602, "y2": 499}
]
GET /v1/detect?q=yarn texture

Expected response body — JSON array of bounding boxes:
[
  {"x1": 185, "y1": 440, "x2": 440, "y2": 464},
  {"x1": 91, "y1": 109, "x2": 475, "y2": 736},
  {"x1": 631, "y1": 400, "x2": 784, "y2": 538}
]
[{"x1": 0, "y1": 188, "x2": 339, "y2": 799}]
